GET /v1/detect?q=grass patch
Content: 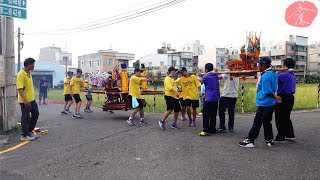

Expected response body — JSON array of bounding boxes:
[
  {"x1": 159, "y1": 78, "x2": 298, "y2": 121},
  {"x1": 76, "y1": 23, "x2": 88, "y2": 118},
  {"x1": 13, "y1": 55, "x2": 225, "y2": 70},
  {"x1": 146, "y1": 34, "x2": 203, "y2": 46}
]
[{"x1": 39, "y1": 83, "x2": 319, "y2": 113}]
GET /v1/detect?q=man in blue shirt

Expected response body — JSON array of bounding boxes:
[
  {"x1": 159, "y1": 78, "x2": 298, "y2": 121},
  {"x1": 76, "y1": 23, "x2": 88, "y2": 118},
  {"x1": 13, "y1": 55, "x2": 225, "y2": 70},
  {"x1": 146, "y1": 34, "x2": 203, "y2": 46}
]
[
  {"x1": 199, "y1": 63, "x2": 220, "y2": 136},
  {"x1": 38, "y1": 75, "x2": 49, "y2": 105},
  {"x1": 239, "y1": 57, "x2": 282, "y2": 147},
  {"x1": 274, "y1": 58, "x2": 296, "y2": 142}
]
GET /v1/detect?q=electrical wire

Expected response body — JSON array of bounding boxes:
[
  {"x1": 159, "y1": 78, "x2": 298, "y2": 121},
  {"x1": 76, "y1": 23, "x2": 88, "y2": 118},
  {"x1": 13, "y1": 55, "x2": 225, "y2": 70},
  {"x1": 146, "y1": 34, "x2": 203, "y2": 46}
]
[{"x1": 25, "y1": 0, "x2": 186, "y2": 35}]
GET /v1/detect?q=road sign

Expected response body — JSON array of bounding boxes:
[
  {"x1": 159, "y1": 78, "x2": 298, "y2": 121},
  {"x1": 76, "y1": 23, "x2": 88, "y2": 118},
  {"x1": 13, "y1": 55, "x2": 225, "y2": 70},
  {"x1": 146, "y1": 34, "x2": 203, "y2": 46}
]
[
  {"x1": 0, "y1": 5, "x2": 26, "y2": 19},
  {"x1": 0, "y1": 0, "x2": 26, "y2": 9}
]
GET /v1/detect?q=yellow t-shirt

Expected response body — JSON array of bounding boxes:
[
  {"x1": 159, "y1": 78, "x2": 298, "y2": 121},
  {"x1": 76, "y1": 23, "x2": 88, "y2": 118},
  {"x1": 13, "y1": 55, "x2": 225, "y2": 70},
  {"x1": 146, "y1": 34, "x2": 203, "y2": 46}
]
[
  {"x1": 129, "y1": 75, "x2": 142, "y2": 99},
  {"x1": 16, "y1": 69, "x2": 35, "y2": 103},
  {"x1": 63, "y1": 77, "x2": 72, "y2": 95},
  {"x1": 70, "y1": 77, "x2": 85, "y2": 94},
  {"x1": 175, "y1": 75, "x2": 201, "y2": 100},
  {"x1": 164, "y1": 76, "x2": 178, "y2": 99}
]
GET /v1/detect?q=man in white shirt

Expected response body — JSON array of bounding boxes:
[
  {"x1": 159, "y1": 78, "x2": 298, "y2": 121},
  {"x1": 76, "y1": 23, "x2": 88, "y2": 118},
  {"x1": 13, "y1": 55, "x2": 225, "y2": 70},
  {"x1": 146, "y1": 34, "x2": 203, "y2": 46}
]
[{"x1": 218, "y1": 73, "x2": 239, "y2": 132}]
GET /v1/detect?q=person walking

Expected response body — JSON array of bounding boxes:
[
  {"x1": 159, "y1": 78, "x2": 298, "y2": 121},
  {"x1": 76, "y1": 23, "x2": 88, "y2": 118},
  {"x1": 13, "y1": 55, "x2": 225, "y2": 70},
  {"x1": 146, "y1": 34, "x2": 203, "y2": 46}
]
[
  {"x1": 127, "y1": 68, "x2": 150, "y2": 125},
  {"x1": 70, "y1": 69, "x2": 87, "y2": 118},
  {"x1": 238, "y1": 57, "x2": 282, "y2": 147},
  {"x1": 159, "y1": 67, "x2": 181, "y2": 130},
  {"x1": 60, "y1": 71, "x2": 74, "y2": 115},
  {"x1": 199, "y1": 63, "x2": 220, "y2": 136},
  {"x1": 274, "y1": 58, "x2": 296, "y2": 142},
  {"x1": 17, "y1": 58, "x2": 39, "y2": 141},
  {"x1": 217, "y1": 72, "x2": 240, "y2": 133},
  {"x1": 176, "y1": 67, "x2": 201, "y2": 127},
  {"x1": 38, "y1": 75, "x2": 49, "y2": 105}
]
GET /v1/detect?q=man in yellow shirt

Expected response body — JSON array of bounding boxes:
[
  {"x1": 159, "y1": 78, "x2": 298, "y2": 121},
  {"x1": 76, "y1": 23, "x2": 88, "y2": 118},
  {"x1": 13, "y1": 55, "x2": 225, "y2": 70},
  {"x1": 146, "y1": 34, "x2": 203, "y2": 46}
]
[
  {"x1": 60, "y1": 71, "x2": 74, "y2": 115},
  {"x1": 177, "y1": 71, "x2": 187, "y2": 121},
  {"x1": 159, "y1": 67, "x2": 181, "y2": 130},
  {"x1": 176, "y1": 67, "x2": 201, "y2": 127},
  {"x1": 70, "y1": 69, "x2": 86, "y2": 118},
  {"x1": 127, "y1": 68, "x2": 150, "y2": 125},
  {"x1": 16, "y1": 58, "x2": 39, "y2": 141}
]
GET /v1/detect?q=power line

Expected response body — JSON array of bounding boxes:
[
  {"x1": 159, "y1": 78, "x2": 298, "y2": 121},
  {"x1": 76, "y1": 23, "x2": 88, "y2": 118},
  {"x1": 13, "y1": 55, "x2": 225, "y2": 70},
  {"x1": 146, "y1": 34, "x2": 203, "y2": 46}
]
[{"x1": 25, "y1": 0, "x2": 186, "y2": 35}]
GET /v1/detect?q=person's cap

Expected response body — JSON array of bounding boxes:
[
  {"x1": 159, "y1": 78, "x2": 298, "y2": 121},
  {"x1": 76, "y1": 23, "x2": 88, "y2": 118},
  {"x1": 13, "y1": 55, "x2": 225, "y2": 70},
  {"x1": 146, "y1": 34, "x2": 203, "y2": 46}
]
[
  {"x1": 134, "y1": 68, "x2": 143, "y2": 73},
  {"x1": 67, "y1": 71, "x2": 73, "y2": 75},
  {"x1": 258, "y1": 57, "x2": 271, "y2": 66},
  {"x1": 168, "y1": 67, "x2": 178, "y2": 73},
  {"x1": 180, "y1": 67, "x2": 187, "y2": 72}
]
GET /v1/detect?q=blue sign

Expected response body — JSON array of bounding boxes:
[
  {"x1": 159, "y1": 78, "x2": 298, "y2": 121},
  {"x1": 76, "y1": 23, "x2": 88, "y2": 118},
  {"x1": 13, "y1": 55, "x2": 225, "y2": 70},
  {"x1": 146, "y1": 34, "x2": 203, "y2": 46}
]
[
  {"x1": 0, "y1": 0, "x2": 26, "y2": 9},
  {"x1": 0, "y1": 5, "x2": 26, "y2": 19}
]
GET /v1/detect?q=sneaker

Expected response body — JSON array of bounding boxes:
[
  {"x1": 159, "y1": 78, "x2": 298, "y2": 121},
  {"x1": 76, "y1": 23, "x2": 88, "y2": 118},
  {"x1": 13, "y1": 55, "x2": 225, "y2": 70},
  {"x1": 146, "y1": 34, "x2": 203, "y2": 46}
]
[
  {"x1": 108, "y1": 110, "x2": 115, "y2": 114},
  {"x1": 84, "y1": 108, "x2": 90, "y2": 113},
  {"x1": 60, "y1": 110, "x2": 68, "y2": 115},
  {"x1": 65, "y1": 109, "x2": 72, "y2": 114},
  {"x1": 274, "y1": 138, "x2": 286, "y2": 143},
  {"x1": 192, "y1": 120, "x2": 196, "y2": 126},
  {"x1": 238, "y1": 139, "x2": 254, "y2": 148},
  {"x1": 228, "y1": 128, "x2": 234, "y2": 132},
  {"x1": 127, "y1": 119, "x2": 135, "y2": 126},
  {"x1": 188, "y1": 119, "x2": 193, "y2": 127},
  {"x1": 285, "y1": 137, "x2": 296, "y2": 141},
  {"x1": 171, "y1": 123, "x2": 180, "y2": 129},
  {"x1": 265, "y1": 140, "x2": 275, "y2": 147},
  {"x1": 140, "y1": 119, "x2": 147, "y2": 124},
  {"x1": 180, "y1": 117, "x2": 187, "y2": 121},
  {"x1": 159, "y1": 121, "x2": 165, "y2": 130},
  {"x1": 198, "y1": 113, "x2": 203, "y2": 116},
  {"x1": 199, "y1": 131, "x2": 209, "y2": 136},
  {"x1": 87, "y1": 109, "x2": 93, "y2": 113},
  {"x1": 217, "y1": 128, "x2": 227, "y2": 133},
  {"x1": 20, "y1": 135, "x2": 36, "y2": 141},
  {"x1": 29, "y1": 133, "x2": 39, "y2": 139},
  {"x1": 72, "y1": 114, "x2": 82, "y2": 118}
]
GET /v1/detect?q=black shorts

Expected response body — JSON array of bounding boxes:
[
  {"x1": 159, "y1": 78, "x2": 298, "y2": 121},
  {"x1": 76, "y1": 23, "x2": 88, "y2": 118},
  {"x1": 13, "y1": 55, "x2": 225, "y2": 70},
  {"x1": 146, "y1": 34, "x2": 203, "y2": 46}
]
[
  {"x1": 73, "y1": 94, "x2": 82, "y2": 103},
  {"x1": 86, "y1": 95, "x2": 93, "y2": 101},
  {"x1": 184, "y1": 99, "x2": 199, "y2": 108},
  {"x1": 39, "y1": 92, "x2": 47, "y2": 99},
  {"x1": 165, "y1": 96, "x2": 181, "y2": 112},
  {"x1": 179, "y1": 98, "x2": 186, "y2": 107},
  {"x1": 64, "y1": 94, "x2": 73, "y2": 102}
]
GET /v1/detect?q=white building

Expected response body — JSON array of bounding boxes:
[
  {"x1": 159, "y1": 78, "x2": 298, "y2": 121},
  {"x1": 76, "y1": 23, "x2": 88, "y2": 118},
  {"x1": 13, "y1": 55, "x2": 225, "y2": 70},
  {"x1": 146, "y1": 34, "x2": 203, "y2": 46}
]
[
  {"x1": 181, "y1": 40, "x2": 205, "y2": 56},
  {"x1": 78, "y1": 50, "x2": 134, "y2": 74},
  {"x1": 308, "y1": 43, "x2": 320, "y2": 74},
  {"x1": 139, "y1": 52, "x2": 194, "y2": 75},
  {"x1": 198, "y1": 47, "x2": 239, "y2": 70},
  {"x1": 39, "y1": 45, "x2": 72, "y2": 66}
]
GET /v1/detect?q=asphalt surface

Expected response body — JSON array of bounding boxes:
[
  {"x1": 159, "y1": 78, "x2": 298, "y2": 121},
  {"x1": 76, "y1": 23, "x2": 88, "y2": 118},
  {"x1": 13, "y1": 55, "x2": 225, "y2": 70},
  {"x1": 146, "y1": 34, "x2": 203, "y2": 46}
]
[{"x1": 0, "y1": 104, "x2": 320, "y2": 180}]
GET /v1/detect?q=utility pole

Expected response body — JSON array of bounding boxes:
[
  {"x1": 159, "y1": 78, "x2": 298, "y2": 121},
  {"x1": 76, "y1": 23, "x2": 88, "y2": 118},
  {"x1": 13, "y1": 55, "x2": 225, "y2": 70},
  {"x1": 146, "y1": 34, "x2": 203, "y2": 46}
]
[
  {"x1": 1, "y1": 17, "x2": 16, "y2": 131},
  {"x1": 17, "y1": 27, "x2": 24, "y2": 72}
]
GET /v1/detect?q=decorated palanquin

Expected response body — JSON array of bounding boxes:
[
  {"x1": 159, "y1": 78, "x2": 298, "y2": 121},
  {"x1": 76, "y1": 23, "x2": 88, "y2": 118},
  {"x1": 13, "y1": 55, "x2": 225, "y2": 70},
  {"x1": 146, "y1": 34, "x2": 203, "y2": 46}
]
[{"x1": 226, "y1": 32, "x2": 261, "y2": 77}]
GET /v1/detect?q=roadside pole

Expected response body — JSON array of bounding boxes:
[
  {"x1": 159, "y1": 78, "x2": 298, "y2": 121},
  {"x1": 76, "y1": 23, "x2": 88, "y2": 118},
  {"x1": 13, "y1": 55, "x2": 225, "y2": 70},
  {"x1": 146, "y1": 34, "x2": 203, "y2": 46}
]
[{"x1": 1, "y1": 17, "x2": 16, "y2": 131}]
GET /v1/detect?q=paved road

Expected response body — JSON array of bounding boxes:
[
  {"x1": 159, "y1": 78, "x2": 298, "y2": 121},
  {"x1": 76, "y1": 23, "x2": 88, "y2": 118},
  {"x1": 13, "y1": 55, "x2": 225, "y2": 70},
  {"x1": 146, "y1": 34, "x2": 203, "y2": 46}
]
[{"x1": 0, "y1": 104, "x2": 320, "y2": 180}]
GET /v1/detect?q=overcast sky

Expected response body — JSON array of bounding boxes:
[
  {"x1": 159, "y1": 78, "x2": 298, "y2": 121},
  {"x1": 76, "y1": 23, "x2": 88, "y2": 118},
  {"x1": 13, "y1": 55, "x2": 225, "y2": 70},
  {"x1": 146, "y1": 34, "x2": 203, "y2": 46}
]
[{"x1": 14, "y1": 0, "x2": 320, "y2": 65}]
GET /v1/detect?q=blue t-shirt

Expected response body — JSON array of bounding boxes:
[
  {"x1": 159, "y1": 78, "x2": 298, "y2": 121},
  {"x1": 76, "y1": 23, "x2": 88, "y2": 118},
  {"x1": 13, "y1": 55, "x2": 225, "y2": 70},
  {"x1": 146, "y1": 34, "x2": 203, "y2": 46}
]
[
  {"x1": 277, "y1": 72, "x2": 296, "y2": 94},
  {"x1": 201, "y1": 72, "x2": 220, "y2": 102},
  {"x1": 256, "y1": 70, "x2": 278, "y2": 107},
  {"x1": 39, "y1": 80, "x2": 48, "y2": 93}
]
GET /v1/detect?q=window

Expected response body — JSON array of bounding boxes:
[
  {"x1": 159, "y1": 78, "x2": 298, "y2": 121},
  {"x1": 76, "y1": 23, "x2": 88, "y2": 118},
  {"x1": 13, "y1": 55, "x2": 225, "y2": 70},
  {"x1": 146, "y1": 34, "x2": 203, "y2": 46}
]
[
  {"x1": 97, "y1": 60, "x2": 100, "y2": 67},
  {"x1": 81, "y1": 61, "x2": 84, "y2": 67},
  {"x1": 221, "y1": 57, "x2": 225, "y2": 63},
  {"x1": 89, "y1": 61, "x2": 92, "y2": 68},
  {"x1": 262, "y1": 47, "x2": 266, "y2": 51},
  {"x1": 149, "y1": 62, "x2": 152, "y2": 67},
  {"x1": 160, "y1": 61, "x2": 164, "y2": 66},
  {"x1": 108, "y1": 59, "x2": 113, "y2": 67},
  {"x1": 172, "y1": 60, "x2": 176, "y2": 67}
]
